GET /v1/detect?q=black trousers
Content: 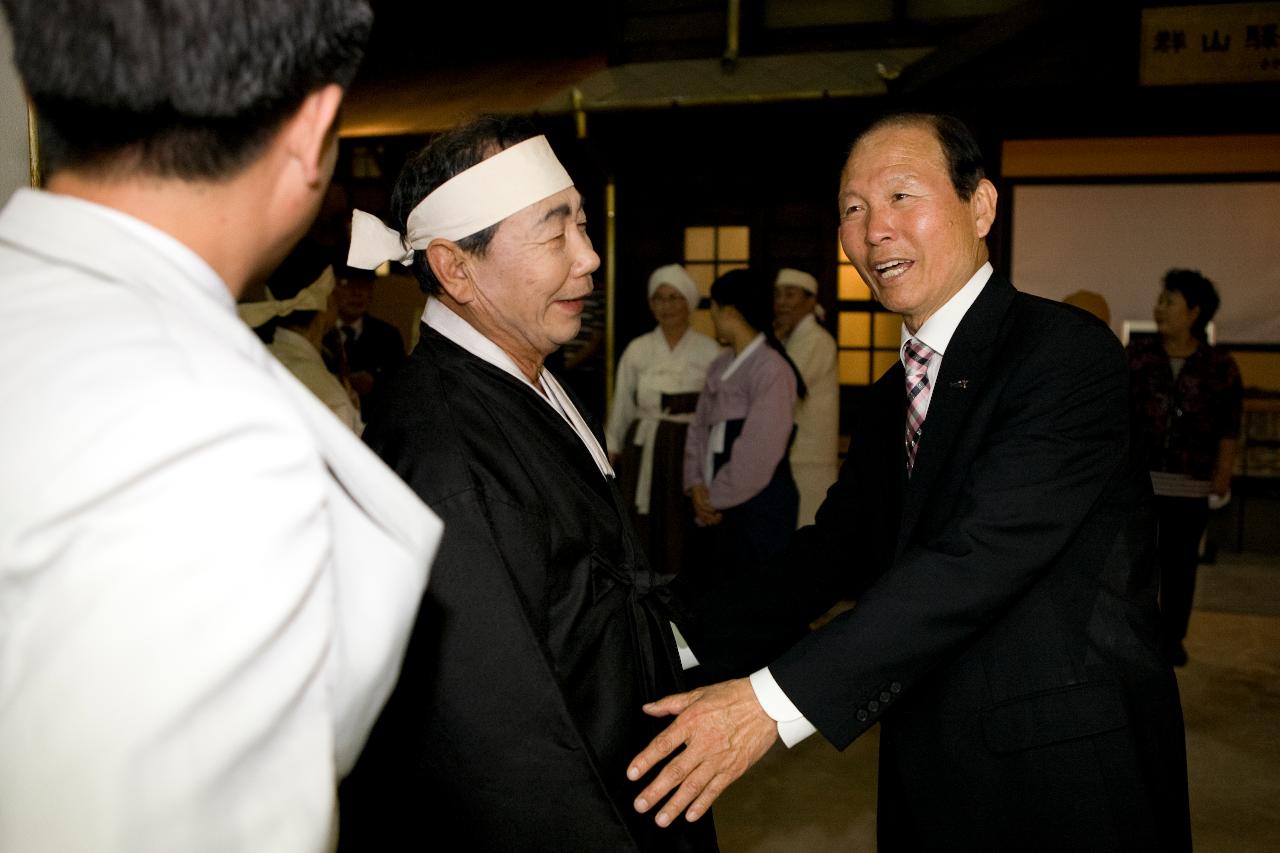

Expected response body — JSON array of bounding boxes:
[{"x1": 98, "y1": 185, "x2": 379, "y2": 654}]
[{"x1": 1154, "y1": 495, "x2": 1210, "y2": 647}]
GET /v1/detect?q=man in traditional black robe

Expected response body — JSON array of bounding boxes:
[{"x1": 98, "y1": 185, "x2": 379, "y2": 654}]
[{"x1": 337, "y1": 116, "x2": 717, "y2": 852}]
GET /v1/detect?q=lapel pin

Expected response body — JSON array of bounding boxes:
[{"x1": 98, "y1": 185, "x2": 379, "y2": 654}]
[{"x1": 948, "y1": 379, "x2": 969, "y2": 389}]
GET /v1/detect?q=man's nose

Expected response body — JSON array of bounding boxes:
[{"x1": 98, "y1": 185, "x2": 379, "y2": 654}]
[
  {"x1": 572, "y1": 230, "x2": 601, "y2": 277},
  {"x1": 865, "y1": 205, "x2": 895, "y2": 244}
]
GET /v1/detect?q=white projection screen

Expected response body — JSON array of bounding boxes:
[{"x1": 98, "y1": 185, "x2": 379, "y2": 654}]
[{"x1": 1010, "y1": 182, "x2": 1280, "y2": 344}]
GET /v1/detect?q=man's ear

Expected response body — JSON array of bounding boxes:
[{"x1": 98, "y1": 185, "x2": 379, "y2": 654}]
[
  {"x1": 427, "y1": 239, "x2": 475, "y2": 304},
  {"x1": 970, "y1": 177, "x2": 998, "y2": 240},
  {"x1": 285, "y1": 83, "x2": 344, "y2": 187}
]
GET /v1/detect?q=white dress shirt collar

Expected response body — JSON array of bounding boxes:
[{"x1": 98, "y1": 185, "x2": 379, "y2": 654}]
[
  {"x1": 899, "y1": 261, "x2": 993, "y2": 363},
  {"x1": 337, "y1": 316, "x2": 364, "y2": 339},
  {"x1": 422, "y1": 296, "x2": 614, "y2": 478}
]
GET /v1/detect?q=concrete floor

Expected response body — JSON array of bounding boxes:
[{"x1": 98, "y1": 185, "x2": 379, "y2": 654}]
[{"x1": 711, "y1": 551, "x2": 1280, "y2": 852}]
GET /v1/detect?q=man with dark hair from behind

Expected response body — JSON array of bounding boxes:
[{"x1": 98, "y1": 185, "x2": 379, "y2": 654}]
[{"x1": 0, "y1": 3, "x2": 440, "y2": 851}]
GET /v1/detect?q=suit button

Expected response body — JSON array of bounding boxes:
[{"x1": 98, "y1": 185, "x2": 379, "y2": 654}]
[
  {"x1": 856, "y1": 710, "x2": 868, "y2": 722},
  {"x1": 880, "y1": 692, "x2": 891, "y2": 702},
  {"x1": 890, "y1": 682, "x2": 902, "y2": 694},
  {"x1": 868, "y1": 701, "x2": 880, "y2": 712}
]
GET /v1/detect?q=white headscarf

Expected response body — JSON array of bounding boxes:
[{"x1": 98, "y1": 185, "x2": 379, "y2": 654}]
[
  {"x1": 647, "y1": 263, "x2": 701, "y2": 312},
  {"x1": 775, "y1": 268, "x2": 817, "y2": 294},
  {"x1": 775, "y1": 268, "x2": 825, "y2": 321}
]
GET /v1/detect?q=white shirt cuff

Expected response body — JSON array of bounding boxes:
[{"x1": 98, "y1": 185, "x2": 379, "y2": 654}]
[
  {"x1": 749, "y1": 667, "x2": 818, "y2": 747},
  {"x1": 670, "y1": 622, "x2": 700, "y2": 670}
]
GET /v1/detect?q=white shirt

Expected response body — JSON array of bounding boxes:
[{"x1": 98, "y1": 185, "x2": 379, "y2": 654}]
[
  {"x1": 336, "y1": 316, "x2": 364, "y2": 339},
  {"x1": 269, "y1": 327, "x2": 364, "y2": 434},
  {"x1": 751, "y1": 262, "x2": 994, "y2": 748},
  {"x1": 784, "y1": 312, "x2": 840, "y2": 527},
  {"x1": 898, "y1": 262, "x2": 993, "y2": 421},
  {"x1": 604, "y1": 326, "x2": 721, "y2": 513},
  {"x1": 783, "y1": 313, "x2": 839, "y2": 462},
  {"x1": 0, "y1": 189, "x2": 441, "y2": 853}
]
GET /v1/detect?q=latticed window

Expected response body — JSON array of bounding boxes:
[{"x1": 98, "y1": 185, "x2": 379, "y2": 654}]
[{"x1": 836, "y1": 238, "x2": 900, "y2": 385}]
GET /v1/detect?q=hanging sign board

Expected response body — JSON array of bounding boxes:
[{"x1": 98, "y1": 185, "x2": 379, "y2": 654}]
[{"x1": 1141, "y1": 2, "x2": 1280, "y2": 85}]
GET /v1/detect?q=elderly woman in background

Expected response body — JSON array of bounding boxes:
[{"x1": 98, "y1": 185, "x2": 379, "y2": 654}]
[
  {"x1": 1128, "y1": 268, "x2": 1243, "y2": 666},
  {"x1": 606, "y1": 264, "x2": 722, "y2": 577}
]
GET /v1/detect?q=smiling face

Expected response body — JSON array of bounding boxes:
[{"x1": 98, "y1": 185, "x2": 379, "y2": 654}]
[
  {"x1": 463, "y1": 186, "x2": 600, "y2": 363},
  {"x1": 773, "y1": 284, "x2": 814, "y2": 337},
  {"x1": 649, "y1": 283, "x2": 691, "y2": 332},
  {"x1": 838, "y1": 121, "x2": 996, "y2": 333}
]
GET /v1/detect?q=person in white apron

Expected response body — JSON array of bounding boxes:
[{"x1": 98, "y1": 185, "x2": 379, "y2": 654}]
[{"x1": 606, "y1": 264, "x2": 722, "y2": 577}]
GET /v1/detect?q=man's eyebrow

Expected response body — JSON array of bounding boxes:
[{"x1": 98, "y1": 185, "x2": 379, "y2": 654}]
[{"x1": 540, "y1": 203, "x2": 573, "y2": 225}]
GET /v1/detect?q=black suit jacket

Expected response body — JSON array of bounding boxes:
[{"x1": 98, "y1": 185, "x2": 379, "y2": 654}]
[
  {"x1": 769, "y1": 273, "x2": 1190, "y2": 852},
  {"x1": 336, "y1": 314, "x2": 405, "y2": 414}
]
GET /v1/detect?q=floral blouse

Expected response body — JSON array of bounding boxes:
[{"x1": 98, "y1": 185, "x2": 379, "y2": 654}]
[{"x1": 1127, "y1": 336, "x2": 1243, "y2": 482}]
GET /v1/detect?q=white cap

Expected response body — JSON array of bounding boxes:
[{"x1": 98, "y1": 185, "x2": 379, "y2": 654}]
[
  {"x1": 775, "y1": 268, "x2": 818, "y2": 294},
  {"x1": 647, "y1": 264, "x2": 701, "y2": 312}
]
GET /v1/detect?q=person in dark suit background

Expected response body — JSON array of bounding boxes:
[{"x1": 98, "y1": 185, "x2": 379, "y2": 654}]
[
  {"x1": 329, "y1": 265, "x2": 406, "y2": 416},
  {"x1": 626, "y1": 113, "x2": 1191, "y2": 852}
]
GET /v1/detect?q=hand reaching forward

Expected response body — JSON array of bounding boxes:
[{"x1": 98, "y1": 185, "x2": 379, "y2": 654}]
[{"x1": 627, "y1": 678, "x2": 778, "y2": 827}]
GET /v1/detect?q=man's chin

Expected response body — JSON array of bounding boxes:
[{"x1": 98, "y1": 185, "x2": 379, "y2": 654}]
[{"x1": 550, "y1": 320, "x2": 584, "y2": 349}]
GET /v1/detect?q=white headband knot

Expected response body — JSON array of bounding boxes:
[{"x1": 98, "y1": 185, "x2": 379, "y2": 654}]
[
  {"x1": 347, "y1": 135, "x2": 574, "y2": 270},
  {"x1": 237, "y1": 267, "x2": 335, "y2": 328}
]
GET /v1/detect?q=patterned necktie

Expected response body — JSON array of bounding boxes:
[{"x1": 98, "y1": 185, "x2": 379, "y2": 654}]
[{"x1": 903, "y1": 338, "x2": 936, "y2": 475}]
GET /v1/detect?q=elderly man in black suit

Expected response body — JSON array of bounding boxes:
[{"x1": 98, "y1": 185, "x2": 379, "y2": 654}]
[{"x1": 627, "y1": 113, "x2": 1191, "y2": 852}]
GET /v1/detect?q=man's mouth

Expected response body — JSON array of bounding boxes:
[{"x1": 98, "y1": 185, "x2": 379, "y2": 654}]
[{"x1": 873, "y1": 259, "x2": 913, "y2": 280}]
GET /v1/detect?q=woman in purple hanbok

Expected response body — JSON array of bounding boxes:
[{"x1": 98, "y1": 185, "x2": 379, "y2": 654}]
[{"x1": 678, "y1": 268, "x2": 809, "y2": 678}]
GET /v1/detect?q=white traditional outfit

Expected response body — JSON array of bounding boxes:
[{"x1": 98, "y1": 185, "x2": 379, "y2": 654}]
[
  {"x1": 777, "y1": 269, "x2": 840, "y2": 527},
  {"x1": 0, "y1": 189, "x2": 441, "y2": 853},
  {"x1": 606, "y1": 265, "x2": 721, "y2": 577},
  {"x1": 239, "y1": 269, "x2": 364, "y2": 435},
  {"x1": 269, "y1": 327, "x2": 364, "y2": 434}
]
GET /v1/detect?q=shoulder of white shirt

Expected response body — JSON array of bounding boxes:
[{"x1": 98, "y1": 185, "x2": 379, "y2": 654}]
[{"x1": 898, "y1": 262, "x2": 993, "y2": 362}]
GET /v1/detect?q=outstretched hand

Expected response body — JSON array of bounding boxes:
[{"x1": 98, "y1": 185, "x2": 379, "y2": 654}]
[{"x1": 627, "y1": 678, "x2": 778, "y2": 827}]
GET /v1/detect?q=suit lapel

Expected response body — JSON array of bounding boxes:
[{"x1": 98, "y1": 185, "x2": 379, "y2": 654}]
[{"x1": 895, "y1": 274, "x2": 1017, "y2": 555}]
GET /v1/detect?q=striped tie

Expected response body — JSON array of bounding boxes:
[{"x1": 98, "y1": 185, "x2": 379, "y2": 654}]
[{"x1": 904, "y1": 338, "x2": 935, "y2": 475}]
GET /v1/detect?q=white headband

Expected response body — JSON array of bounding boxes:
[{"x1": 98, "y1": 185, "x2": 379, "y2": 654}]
[
  {"x1": 347, "y1": 135, "x2": 574, "y2": 270},
  {"x1": 775, "y1": 268, "x2": 818, "y2": 295},
  {"x1": 237, "y1": 266, "x2": 335, "y2": 328},
  {"x1": 647, "y1": 263, "x2": 701, "y2": 312}
]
